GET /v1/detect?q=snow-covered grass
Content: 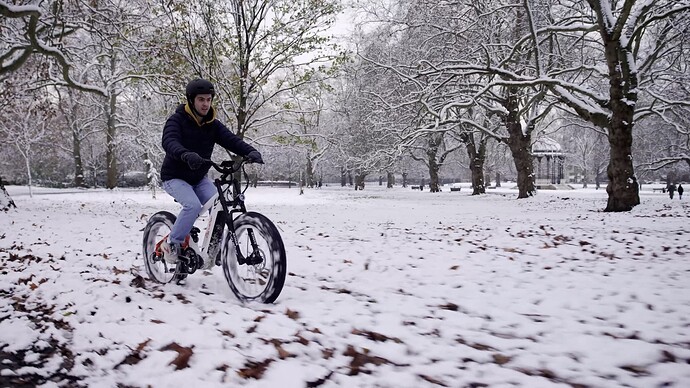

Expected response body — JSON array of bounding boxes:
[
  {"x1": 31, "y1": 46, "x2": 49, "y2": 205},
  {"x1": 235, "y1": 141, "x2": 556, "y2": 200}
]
[{"x1": 1, "y1": 184, "x2": 689, "y2": 387}]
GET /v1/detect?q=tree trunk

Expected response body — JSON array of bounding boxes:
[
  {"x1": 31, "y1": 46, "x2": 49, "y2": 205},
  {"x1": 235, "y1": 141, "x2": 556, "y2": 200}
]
[
  {"x1": 23, "y1": 154, "x2": 33, "y2": 198},
  {"x1": 462, "y1": 133, "x2": 487, "y2": 195},
  {"x1": 424, "y1": 133, "x2": 443, "y2": 193},
  {"x1": 61, "y1": 87, "x2": 87, "y2": 188},
  {"x1": 105, "y1": 92, "x2": 118, "y2": 189},
  {"x1": 427, "y1": 152, "x2": 440, "y2": 192},
  {"x1": 354, "y1": 172, "x2": 365, "y2": 190},
  {"x1": 506, "y1": 133, "x2": 534, "y2": 198},
  {"x1": 305, "y1": 155, "x2": 315, "y2": 188},
  {"x1": 503, "y1": 89, "x2": 535, "y2": 198},
  {"x1": 386, "y1": 172, "x2": 394, "y2": 188},
  {"x1": 603, "y1": 43, "x2": 640, "y2": 211},
  {"x1": 0, "y1": 176, "x2": 17, "y2": 211},
  {"x1": 72, "y1": 124, "x2": 86, "y2": 188},
  {"x1": 605, "y1": 123, "x2": 639, "y2": 211},
  {"x1": 340, "y1": 167, "x2": 346, "y2": 187},
  {"x1": 469, "y1": 166, "x2": 484, "y2": 195}
]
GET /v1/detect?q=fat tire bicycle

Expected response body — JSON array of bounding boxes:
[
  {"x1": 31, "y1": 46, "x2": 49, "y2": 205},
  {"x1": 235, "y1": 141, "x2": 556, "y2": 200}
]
[{"x1": 142, "y1": 158, "x2": 287, "y2": 303}]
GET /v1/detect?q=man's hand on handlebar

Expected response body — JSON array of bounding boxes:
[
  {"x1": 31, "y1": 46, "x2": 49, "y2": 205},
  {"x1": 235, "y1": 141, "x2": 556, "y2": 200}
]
[
  {"x1": 246, "y1": 150, "x2": 264, "y2": 164},
  {"x1": 181, "y1": 152, "x2": 209, "y2": 170},
  {"x1": 205, "y1": 155, "x2": 263, "y2": 175}
]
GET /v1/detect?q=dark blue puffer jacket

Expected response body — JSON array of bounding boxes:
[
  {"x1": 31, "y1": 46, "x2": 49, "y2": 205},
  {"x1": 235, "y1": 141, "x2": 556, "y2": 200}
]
[{"x1": 160, "y1": 104, "x2": 257, "y2": 184}]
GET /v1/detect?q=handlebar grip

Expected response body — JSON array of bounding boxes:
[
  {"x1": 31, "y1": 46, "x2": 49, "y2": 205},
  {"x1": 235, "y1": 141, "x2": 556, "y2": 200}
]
[{"x1": 207, "y1": 159, "x2": 247, "y2": 174}]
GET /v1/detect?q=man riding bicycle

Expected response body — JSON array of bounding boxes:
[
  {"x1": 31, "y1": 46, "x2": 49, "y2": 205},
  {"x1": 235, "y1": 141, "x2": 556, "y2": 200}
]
[{"x1": 160, "y1": 78, "x2": 263, "y2": 264}]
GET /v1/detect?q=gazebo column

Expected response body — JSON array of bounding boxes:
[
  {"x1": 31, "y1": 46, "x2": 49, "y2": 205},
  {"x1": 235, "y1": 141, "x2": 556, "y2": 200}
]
[{"x1": 546, "y1": 156, "x2": 552, "y2": 184}]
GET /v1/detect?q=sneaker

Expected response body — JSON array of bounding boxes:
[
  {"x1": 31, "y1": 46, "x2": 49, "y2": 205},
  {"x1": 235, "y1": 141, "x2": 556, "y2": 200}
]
[{"x1": 160, "y1": 239, "x2": 181, "y2": 264}]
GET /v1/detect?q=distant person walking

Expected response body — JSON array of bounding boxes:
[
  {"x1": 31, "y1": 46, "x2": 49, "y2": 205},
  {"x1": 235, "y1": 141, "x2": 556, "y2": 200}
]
[
  {"x1": 678, "y1": 184, "x2": 684, "y2": 200},
  {"x1": 668, "y1": 183, "x2": 676, "y2": 199}
]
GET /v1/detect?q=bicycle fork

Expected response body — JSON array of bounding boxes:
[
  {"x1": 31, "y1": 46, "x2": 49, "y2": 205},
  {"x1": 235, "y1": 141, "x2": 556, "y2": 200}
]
[
  {"x1": 227, "y1": 226, "x2": 264, "y2": 266},
  {"x1": 215, "y1": 182, "x2": 264, "y2": 267}
]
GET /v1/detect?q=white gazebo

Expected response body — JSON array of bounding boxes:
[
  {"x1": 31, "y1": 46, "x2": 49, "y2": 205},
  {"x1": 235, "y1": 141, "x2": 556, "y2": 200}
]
[{"x1": 532, "y1": 137, "x2": 566, "y2": 187}]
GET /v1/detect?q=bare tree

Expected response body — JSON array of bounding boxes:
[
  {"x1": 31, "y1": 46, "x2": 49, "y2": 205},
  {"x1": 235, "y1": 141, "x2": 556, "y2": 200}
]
[
  {"x1": 363, "y1": 0, "x2": 690, "y2": 210},
  {"x1": 55, "y1": 87, "x2": 104, "y2": 187},
  {"x1": 1, "y1": 0, "x2": 106, "y2": 209},
  {"x1": 540, "y1": 0, "x2": 690, "y2": 210},
  {"x1": 355, "y1": 0, "x2": 555, "y2": 198},
  {"x1": 156, "y1": 0, "x2": 344, "y2": 140},
  {"x1": 408, "y1": 130, "x2": 464, "y2": 192},
  {"x1": 0, "y1": 96, "x2": 54, "y2": 197},
  {"x1": 562, "y1": 121, "x2": 610, "y2": 188},
  {"x1": 0, "y1": 1, "x2": 106, "y2": 94},
  {"x1": 274, "y1": 73, "x2": 339, "y2": 188}
]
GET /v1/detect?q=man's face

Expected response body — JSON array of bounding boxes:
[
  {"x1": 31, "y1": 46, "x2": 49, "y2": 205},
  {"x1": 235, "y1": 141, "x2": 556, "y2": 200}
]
[{"x1": 193, "y1": 94, "x2": 213, "y2": 116}]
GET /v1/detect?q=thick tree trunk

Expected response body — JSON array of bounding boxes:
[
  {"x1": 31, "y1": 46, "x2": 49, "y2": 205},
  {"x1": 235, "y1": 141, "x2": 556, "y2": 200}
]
[
  {"x1": 603, "y1": 45, "x2": 640, "y2": 211},
  {"x1": 605, "y1": 121, "x2": 639, "y2": 211},
  {"x1": 462, "y1": 133, "x2": 487, "y2": 195},
  {"x1": 305, "y1": 156, "x2": 315, "y2": 188},
  {"x1": 354, "y1": 173, "x2": 365, "y2": 190},
  {"x1": 469, "y1": 166, "x2": 484, "y2": 195},
  {"x1": 506, "y1": 133, "x2": 535, "y2": 198},
  {"x1": 386, "y1": 172, "x2": 394, "y2": 188},
  {"x1": 427, "y1": 153, "x2": 440, "y2": 192},
  {"x1": 503, "y1": 89, "x2": 535, "y2": 198},
  {"x1": 425, "y1": 134, "x2": 443, "y2": 193}
]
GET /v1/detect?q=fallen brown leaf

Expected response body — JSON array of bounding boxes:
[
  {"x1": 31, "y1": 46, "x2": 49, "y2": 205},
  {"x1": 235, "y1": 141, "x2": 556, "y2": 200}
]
[{"x1": 160, "y1": 342, "x2": 194, "y2": 370}]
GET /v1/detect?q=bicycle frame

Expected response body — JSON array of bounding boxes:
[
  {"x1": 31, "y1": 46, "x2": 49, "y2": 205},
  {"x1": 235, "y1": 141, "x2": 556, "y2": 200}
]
[{"x1": 194, "y1": 160, "x2": 261, "y2": 268}]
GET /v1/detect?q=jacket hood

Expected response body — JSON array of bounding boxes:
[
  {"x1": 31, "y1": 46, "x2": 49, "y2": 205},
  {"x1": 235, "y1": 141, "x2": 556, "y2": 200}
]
[{"x1": 182, "y1": 103, "x2": 216, "y2": 126}]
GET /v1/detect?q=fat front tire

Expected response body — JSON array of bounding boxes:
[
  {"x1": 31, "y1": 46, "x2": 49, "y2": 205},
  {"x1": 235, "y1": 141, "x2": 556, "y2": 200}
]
[
  {"x1": 142, "y1": 211, "x2": 184, "y2": 284},
  {"x1": 222, "y1": 211, "x2": 287, "y2": 303}
]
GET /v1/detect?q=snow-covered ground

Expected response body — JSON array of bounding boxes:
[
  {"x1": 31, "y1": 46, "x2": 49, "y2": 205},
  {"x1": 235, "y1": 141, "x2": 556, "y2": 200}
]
[{"x1": 1, "y1": 184, "x2": 689, "y2": 387}]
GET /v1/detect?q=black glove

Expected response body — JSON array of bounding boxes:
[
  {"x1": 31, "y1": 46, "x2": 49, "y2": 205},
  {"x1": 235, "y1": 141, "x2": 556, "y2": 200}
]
[
  {"x1": 181, "y1": 152, "x2": 206, "y2": 170},
  {"x1": 246, "y1": 150, "x2": 264, "y2": 164}
]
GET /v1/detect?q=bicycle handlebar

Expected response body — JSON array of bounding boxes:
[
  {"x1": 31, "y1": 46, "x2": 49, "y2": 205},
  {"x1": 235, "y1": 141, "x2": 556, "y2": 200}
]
[{"x1": 205, "y1": 157, "x2": 251, "y2": 176}]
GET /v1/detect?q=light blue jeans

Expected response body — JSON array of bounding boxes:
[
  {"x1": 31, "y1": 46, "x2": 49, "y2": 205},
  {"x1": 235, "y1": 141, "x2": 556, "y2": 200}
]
[{"x1": 163, "y1": 177, "x2": 217, "y2": 244}]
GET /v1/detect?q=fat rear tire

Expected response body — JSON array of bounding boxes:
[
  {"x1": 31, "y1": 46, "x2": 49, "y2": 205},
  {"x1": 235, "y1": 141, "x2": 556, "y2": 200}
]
[{"x1": 142, "y1": 211, "x2": 185, "y2": 283}]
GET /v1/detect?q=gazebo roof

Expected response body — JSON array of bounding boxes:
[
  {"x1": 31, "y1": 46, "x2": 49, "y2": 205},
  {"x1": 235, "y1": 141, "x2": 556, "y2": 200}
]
[{"x1": 532, "y1": 137, "x2": 564, "y2": 156}]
